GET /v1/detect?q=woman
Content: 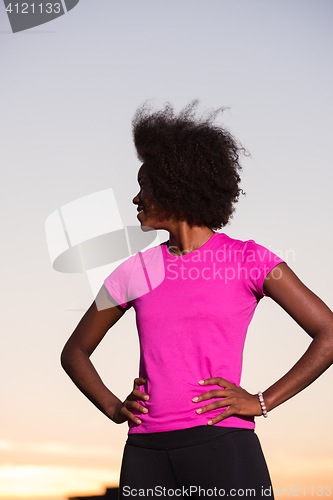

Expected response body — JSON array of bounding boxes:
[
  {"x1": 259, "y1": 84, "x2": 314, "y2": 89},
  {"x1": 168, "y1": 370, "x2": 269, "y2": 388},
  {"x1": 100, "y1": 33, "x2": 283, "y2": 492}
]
[{"x1": 61, "y1": 102, "x2": 333, "y2": 499}]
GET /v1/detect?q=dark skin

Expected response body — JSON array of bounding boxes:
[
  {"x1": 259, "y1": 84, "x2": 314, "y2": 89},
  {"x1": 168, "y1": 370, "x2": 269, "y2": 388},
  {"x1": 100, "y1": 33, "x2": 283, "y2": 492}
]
[
  {"x1": 192, "y1": 264, "x2": 333, "y2": 424},
  {"x1": 61, "y1": 286, "x2": 148, "y2": 425},
  {"x1": 61, "y1": 165, "x2": 333, "y2": 426}
]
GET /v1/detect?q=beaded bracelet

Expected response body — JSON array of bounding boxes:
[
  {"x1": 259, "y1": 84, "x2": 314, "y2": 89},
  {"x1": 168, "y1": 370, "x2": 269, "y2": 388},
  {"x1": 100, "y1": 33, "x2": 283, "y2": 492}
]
[{"x1": 257, "y1": 391, "x2": 268, "y2": 418}]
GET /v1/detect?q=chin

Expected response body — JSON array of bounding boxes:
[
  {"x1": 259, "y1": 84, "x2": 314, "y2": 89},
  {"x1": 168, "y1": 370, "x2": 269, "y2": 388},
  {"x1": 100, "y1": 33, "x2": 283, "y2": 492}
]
[{"x1": 140, "y1": 224, "x2": 156, "y2": 232}]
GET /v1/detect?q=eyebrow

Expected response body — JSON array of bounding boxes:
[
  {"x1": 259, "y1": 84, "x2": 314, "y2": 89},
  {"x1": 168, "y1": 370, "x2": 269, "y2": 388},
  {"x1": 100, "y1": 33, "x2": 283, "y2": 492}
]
[{"x1": 138, "y1": 176, "x2": 146, "y2": 182}]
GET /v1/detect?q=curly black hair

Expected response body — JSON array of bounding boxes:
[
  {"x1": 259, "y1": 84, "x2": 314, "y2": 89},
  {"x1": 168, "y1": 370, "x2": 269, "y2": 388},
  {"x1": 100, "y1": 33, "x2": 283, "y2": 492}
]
[{"x1": 132, "y1": 100, "x2": 246, "y2": 230}]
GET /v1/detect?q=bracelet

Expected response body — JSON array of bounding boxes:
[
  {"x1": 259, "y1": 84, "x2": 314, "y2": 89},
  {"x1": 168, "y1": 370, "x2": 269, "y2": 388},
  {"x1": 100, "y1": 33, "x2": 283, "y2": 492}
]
[{"x1": 257, "y1": 391, "x2": 268, "y2": 418}]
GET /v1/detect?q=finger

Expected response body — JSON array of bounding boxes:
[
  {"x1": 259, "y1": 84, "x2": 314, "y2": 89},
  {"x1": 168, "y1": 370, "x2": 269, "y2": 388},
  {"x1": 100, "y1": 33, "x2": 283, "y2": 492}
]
[
  {"x1": 125, "y1": 400, "x2": 149, "y2": 415},
  {"x1": 192, "y1": 389, "x2": 229, "y2": 402},
  {"x1": 198, "y1": 377, "x2": 231, "y2": 387},
  {"x1": 133, "y1": 377, "x2": 147, "y2": 390},
  {"x1": 132, "y1": 378, "x2": 149, "y2": 401},
  {"x1": 121, "y1": 406, "x2": 143, "y2": 425},
  {"x1": 131, "y1": 388, "x2": 150, "y2": 401},
  {"x1": 195, "y1": 400, "x2": 228, "y2": 415},
  {"x1": 207, "y1": 408, "x2": 235, "y2": 426}
]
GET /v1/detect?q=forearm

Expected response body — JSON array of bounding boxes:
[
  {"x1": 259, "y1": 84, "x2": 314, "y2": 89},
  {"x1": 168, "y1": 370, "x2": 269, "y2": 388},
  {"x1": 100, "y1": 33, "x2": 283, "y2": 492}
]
[
  {"x1": 263, "y1": 330, "x2": 333, "y2": 412},
  {"x1": 61, "y1": 348, "x2": 122, "y2": 420},
  {"x1": 196, "y1": 265, "x2": 333, "y2": 423}
]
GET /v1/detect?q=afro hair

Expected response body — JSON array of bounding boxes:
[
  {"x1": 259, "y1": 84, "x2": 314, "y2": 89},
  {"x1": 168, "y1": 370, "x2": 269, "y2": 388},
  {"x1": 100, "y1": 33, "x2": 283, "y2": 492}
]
[{"x1": 132, "y1": 100, "x2": 246, "y2": 230}]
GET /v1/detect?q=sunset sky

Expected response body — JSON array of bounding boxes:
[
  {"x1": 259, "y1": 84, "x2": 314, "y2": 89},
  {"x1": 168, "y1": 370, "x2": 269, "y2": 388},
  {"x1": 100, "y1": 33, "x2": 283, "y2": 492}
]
[{"x1": 1, "y1": 1, "x2": 333, "y2": 499}]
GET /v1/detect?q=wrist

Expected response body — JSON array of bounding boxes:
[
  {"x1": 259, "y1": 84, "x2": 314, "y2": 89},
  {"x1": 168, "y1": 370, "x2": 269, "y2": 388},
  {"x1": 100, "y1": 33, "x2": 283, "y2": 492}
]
[
  {"x1": 257, "y1": 391, "x2": 268, "y2": 418},
  {"x1": 105, "y1": 398, "x2": 123, "y2": 422}
]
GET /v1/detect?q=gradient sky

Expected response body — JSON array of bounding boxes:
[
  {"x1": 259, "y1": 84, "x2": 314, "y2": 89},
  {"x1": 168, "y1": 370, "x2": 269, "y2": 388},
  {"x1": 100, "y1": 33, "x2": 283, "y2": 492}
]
[{"x1": 1, "y1": 1, "x2": 333, "y2": 499}]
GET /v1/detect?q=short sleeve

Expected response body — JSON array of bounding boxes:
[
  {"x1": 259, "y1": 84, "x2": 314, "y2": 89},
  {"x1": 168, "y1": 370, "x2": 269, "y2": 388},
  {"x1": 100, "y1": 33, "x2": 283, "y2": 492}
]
[
  {"x1": 242, "y1": 240, "x2": 285, "y2": 298},
  {"x1": 104, "y1": 256, "x2": 134, "y2": 309},
  {"x1": 103, "y1": 245, "x2": 165, "y2": 308}
]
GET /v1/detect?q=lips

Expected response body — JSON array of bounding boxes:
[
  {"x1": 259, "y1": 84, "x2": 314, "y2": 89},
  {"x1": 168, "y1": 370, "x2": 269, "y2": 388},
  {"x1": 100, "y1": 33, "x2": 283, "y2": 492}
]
[{"x1": 137, "y1": 207, "x2": 144, "y2": 218}]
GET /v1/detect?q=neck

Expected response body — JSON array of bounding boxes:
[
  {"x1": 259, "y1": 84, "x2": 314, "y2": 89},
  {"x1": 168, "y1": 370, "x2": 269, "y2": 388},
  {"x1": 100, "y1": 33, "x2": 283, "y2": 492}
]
[{"x1": 167, "y1": 224, "x2": 214, "y2": 256}]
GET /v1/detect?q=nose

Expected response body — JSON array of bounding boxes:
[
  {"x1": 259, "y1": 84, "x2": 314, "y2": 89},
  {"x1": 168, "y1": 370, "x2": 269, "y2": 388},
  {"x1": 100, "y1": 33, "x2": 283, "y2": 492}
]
[{"x1": 133, "y1": 192, "x2": 140, "y2": 205}]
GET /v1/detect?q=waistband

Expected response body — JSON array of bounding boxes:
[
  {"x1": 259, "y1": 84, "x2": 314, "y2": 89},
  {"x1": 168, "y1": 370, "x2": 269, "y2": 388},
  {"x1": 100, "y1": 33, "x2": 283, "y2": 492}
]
[{"x1": 126, "y1": 425, "x2": 253, "y2": 450}]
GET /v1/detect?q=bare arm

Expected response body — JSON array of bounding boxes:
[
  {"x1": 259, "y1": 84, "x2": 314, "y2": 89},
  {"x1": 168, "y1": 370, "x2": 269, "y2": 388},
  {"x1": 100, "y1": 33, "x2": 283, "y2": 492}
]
[
  {"x1": 193, "y1": 263, "x2": 333, "y2": 422},
  {"x1": 61, "y1": 285, "x2": 148, "y2": 424},
  {"x1": 261, "y1": 262, "x2": 333, "y2": 411}
]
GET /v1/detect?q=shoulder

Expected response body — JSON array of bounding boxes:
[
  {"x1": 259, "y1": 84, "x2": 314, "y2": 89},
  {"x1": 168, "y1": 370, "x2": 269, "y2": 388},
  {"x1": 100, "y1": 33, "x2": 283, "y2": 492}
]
[
  {"x1": 139, "y1": 243, "x2": 165, "y2": 263},
  {"x1": 216, "y1": 233, "x2": 282, "y2": 263},
  {"x1": 106, "y1": 242, "x2": 164, "y2": 280},
  {"x1": 211, "y1": 233, "x2": 276, "y2": 260},
  {"x1": 104, "y1": 243, "x2": 165, "y2": 306},
  {"x1": 211, "y1": 232, "x2": 258, "y2": 251}
]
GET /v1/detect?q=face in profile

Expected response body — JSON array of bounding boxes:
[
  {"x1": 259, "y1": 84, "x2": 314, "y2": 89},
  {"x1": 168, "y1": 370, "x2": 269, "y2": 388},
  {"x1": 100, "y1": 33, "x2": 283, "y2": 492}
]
[{"x1": 133, "y1": 163, "x2": 166, "y2": 231}]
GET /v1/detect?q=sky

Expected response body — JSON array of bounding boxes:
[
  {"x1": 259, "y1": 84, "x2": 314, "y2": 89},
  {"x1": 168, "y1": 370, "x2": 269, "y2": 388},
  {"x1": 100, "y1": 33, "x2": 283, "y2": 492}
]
[{"x1": 1, "y1": 0, "x2": 333, "y2": 499}]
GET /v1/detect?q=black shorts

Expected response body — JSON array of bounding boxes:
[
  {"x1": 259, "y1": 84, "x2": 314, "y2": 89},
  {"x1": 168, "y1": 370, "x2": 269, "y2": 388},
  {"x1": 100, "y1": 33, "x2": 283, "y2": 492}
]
[{"x1": 119, "y1": 426, "x2": 274, "y2": 499}]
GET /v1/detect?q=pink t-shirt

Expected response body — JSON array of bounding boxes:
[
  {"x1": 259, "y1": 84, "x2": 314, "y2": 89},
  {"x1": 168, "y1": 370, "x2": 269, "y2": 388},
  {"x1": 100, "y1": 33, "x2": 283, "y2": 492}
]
[{"x1": 104, "y1": 232, "x2": 284, "y2": 434}]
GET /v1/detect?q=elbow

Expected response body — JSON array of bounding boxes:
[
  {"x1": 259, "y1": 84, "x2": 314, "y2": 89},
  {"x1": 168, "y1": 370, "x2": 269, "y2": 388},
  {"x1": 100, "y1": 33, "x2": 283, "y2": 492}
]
[
  {"x1": 60, "y1": 341, "x2": 88, "y2": 373},
  {"x1": 60, "y1": 341, "x2": 77, "y2": 373},
  {"x1": 312, "y1": 329, "x2": 333, "y2": 368},
  {"x1": 60, "y1": 345, "x2": 70, "y2": 372}
]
